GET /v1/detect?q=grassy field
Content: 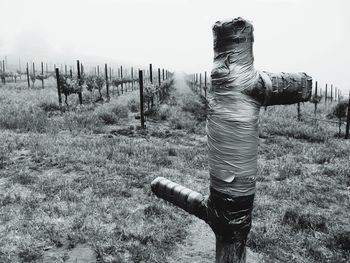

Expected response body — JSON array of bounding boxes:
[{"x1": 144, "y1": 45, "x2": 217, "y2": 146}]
[{"x1": 0, "y1": 77, "x2": 349, "y2": 262}]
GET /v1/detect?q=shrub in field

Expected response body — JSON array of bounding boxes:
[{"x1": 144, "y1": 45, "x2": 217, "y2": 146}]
[
  {"x1": 157, "y1": 104, "x2": 172, "y2": 120},
  {"x1": 330, "y1": 101, "x2": 348, "y2": 135},
  {"x1": 84, "y1": 75, "x2": 97, "y2": 102},
  {"x1": 169, "y1": 108, "x2": 196, "y2": 131},
  {"x1": 94, "y1": 101, "x2": 129, "y2": 125},
  {"x1": 0, "y1": 104, "x2": 48, "y2": 132},
  {"x1": 328, "y1": 100, "x2": 348, "y2": 119},
  {"x1": 62, "y1": 111, "x2": 104, "y2": 132},
  {"x1": 38, "y1": 101, "x2": 61, "y2": 112},
  {"x1": 127, "y1": 96, "x2": 140, "y2": 113}
]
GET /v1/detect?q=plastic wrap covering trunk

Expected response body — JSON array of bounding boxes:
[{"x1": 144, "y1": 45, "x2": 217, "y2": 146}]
[{"x1": 208, "y1": 17, "x2": 312, "y2": 197}]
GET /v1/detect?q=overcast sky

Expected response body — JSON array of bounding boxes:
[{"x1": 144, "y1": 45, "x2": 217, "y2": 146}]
[{"x1": 0, "y1": 0, "x2": 349, "y2": 94}]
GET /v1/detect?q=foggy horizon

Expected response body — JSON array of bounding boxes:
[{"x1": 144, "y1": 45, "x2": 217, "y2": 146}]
[{"x1": 1, "y1": 0, "x2": 349, "y2": 94}]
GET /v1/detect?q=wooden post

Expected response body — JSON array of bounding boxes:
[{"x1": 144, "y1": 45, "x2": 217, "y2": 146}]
[
  {"x1": 331, "y1": 84, "x2": 333, "y2": 103},
  {"x1": 205, "y1": 71, "x2": 207, "y2": 99},
  {"x1": 199, "y1": 73, "x2": 202, "y2": 97},
  {"x1": 158, "y1": 68, "x2": 161, "y2": 101},
  {"x1": 325, "y1": 84, "x2": 328, "y2": 105},
  {"x1": 2, "y1": 60, "x2": 5, "y2": 85},
  {"x1": 314, "y1": 81, "x2": 318, "y2": 117},
  {"x1": 120, "y1": 65, "x2": 123, "y2": 94},
  {"x1": 345, "y1": 91, "x2": 350, "y2": 139},
  {"x1": 32, "y1": 62, "x2": 35, "y2": 76},
  {"x1": 335, "y1": 87, "x2": 337, "y2": 102},
  {"x1": 139, "y1": 70, "x2": 145, "y2": 129},
  {"x1": 297, "y1": 102, "x2": 301, "y2": 121},
  {"x1": 131, "y1": 67, "x2": 134, "y2": 90},
  {"x1": 70, "y1": 69, "x2": 73, "y2": 78},
  {"x1": 19, "y1": 58, "x2": 22, "y2": 75},
  {"x1": 55, "y1": 68, "x2": 62, "y2": 110},
  {"x1": 149, "y1": 64, "x2": 153, "y2": 84},
  {"x1": 151, "y1": 18, "x2": 312, "y2": 263},
  {"x1": 41, "y1": 62, "x2": 44, "y2": 89},
  {"x1": 46, "y1": 63, "x2": 48, "y2": 76},
  {"x1": 105, "y1": 64, "x2": 110, "y2": 101},
  {"x1": 162, "y1": 68, "x2": 165, "y2": 81},
  {"x1": 65, "y1": 64, "x2": 67, "y2": 76},
  {"x1": 26, "y1": 63, "x2": 30, "y2": 88},
  {"x1": 77, "y1": 60, "x2": 83, "y2": 105}
]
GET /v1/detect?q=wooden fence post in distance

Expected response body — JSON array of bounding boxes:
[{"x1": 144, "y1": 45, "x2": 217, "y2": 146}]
[
  {"x1": 345, "y1": 91, "x2": 350, "y2": 139},
  {"x1": 26, "y1": 63, "x2": 30, "y2": 88},
  {"x1": 139, "y1": 70, "x2": 145, "y2": 129},
  {"x1": 120, "y1": 65, "x2": 123, "y2": 94},
  {"x1": 55, "y1": 68, "x2": 62, "y2": 110},
  {"x1": 151, "y1": 17, "x2": 312, "y2": 263},
  {"x1": 105, "y1": 64, "x2": 110, "y2": 101},
  {"x1": 205, "y1": 71, "x2": 207, "y2": 99},
  {"x1": 41, "y1": 62, "x2": 44, "y2": 89},
  {"x1": 77, "y1": 60, "x2": 83, "y2": 105}
]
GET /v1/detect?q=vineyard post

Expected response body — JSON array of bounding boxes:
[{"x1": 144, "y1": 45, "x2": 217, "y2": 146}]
[
  {"x1": 151, "y1": 18, "x2": 312, "y2": 263},
  {"x1": 205, "y1": 71, "x2": 207, "y2": 99},
  {"x1": 331, "y1": 84, "x2": 333, "y2": 103},
  {"x1": 200, "y1": 73, "x2": 202, "y2": 97},
  {"x1": 131, "y1": 67, "x2": 134, "y2": 90},
  {"x1": 32, "y1": 62, "x2": 35, "y2": 76},
  {"x1": 105, "y1": 64, "x2": 110, "y2": 101},
  {"x1": 77, "y1": 60, "x2": 83, "y2": 105},
  {"x1": 162, "y1": 68, "x2": 165, "y2": 81},
  {"x1": 26, "y1": 63, "x2": 30, "y2": 88},
  {"x1": 55, "y1": 68, "x2": 62, "y2": 110},
  {"x1": 297, "y1": 103, "x2": 301, "y2": 121},
  {"x1": 345, "y1": 91, "x2": 350, "y2": 139},
  {"x1": 325, "y1": 84, "x2": 328, "y2": 105},
  {"x1": 109, "y1": 67, "x2": 112, "y2": 81},
  {"x1": 335, "y1": 87, "x2": 337, "y2": 102},
  {"x1": 46, "y1": 63, "x2": 48, "y2": 76},
  {"x1": 32, "y1": 62, "x2": 36, "y2": 87},
  {"x1": 0, "y1": 60, "x2": 2, "y2": 85},
  {"x1": 41, "y1": 62, "x2": 44, "y2": 89},
  {"x1": 314, "y1": 81, "x2": 318, "y2": 118},
  {"x1": 120, "y1": 65, "x2": 123, "y2": 94},
  {"x1": 65, "y1": 65, "x2": 67, "y2": 76},
  {"x1": 70, "y1": 69, "x2": 73, "y2": 78},
  {"x1": 139, "y1": 70, "x2": 145, "y2": 129},
  {"x1": 2, "y1": 60, "x2": 5, "y2": 84},
  {"x1": 150, "y1": 64, "x2": 154, "y2": 107},
  {"x1": 149, "y1": 64, "x2": 153, "y2": 84},
  {"x1": 158, "y1": 68, "x2": 161, "y2": 101}
]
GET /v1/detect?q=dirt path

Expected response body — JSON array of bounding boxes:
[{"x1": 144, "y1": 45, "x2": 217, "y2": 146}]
[{"x1": 168, "y1": 218, "x2": 264, "y2": 263}]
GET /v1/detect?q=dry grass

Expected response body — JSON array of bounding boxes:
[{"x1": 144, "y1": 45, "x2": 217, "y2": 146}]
[{"x1": 0, "y1": 78, "x2": 349, "y2": 262}]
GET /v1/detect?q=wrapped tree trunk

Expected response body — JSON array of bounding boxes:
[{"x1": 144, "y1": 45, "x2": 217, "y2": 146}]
[{"x1": 152, "y1": 17, "x2": 312, "y2": 263}]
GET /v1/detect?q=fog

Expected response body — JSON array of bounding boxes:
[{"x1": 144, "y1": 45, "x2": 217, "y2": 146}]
[{"x1": 0, "y1": 0, "x2": 349, "y2": 94}]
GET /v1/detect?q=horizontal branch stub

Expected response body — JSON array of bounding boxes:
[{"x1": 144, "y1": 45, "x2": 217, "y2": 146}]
[{"x1": 151, "y1": 177, "x2": 207, "y2": 221}]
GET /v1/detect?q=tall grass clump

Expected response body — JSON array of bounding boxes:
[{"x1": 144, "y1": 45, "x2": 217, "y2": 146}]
[{"x1": 0, "y1": 103, "x2": 49, "y2": 132}]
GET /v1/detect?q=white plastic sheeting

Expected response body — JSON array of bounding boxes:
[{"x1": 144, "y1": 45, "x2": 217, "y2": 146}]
[{"x1": 208, "y1": 18, "x2": 312, "y2": 197}]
